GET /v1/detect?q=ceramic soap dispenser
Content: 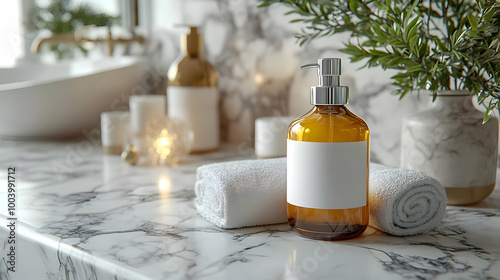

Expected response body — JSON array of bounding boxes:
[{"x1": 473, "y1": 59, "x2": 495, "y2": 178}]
[
  {"x1": 287, "y1": 58, "x2": 370, "y2": 241},
  {"x1": 167, "y1": 26, "x2": 219, "y2": 153}
]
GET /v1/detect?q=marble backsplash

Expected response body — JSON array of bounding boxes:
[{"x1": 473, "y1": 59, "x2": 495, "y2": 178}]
[
  {"x1": 149, "y1": 0, "x2": 445, "y2": 167},
  {"x1": 15, "y1": 0, "x2": 498, "y2": 166}
]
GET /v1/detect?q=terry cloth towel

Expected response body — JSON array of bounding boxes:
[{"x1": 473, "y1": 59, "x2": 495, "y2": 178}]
[
  {"x1": 369, "y1": 163, "x2": 447, "y2": 236},
  {"x1": 194, "y1": 158, "x2": 446, "y2": 235},
  {"x1": 194, "y1": 158, "x2": 287, "y2": 229}
]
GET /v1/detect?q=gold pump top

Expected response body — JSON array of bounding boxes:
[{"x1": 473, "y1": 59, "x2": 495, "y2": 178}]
[
  {"x1": 167, "y1": 26, "x2": 218, "y2": 87},
  {"x1": 182, "y1": 27, "x2": 203, "y2": 57}
]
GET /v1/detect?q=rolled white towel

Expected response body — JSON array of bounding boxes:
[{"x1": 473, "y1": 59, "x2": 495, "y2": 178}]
[
  {"x1": 369, "y1": 163, "x2": 447, "y2": 236},
  {"x1": 194, "y1": 158, "x2": 287, "y2": 229},
  {"x1": 194, "y1": 158, "x2": 447, "y2": 236}
]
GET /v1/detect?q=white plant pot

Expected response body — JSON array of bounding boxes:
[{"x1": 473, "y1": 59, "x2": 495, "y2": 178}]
[{"x1": 401, "y1": 90, "x2": 499, "y2": 205}]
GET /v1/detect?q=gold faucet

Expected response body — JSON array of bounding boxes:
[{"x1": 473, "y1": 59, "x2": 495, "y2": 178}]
[{"x1": 31, "y1": 26, "x2": 145, "y2": 56}]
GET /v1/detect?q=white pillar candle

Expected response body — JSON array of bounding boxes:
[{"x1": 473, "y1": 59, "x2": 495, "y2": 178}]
[
  {"x1": 255, "y1": 116, "x2": 296, "y2": 158},
  {"x1": 101, "y1": 111, "x2": 130, "y2": 154},
  {"x1": 129, "y1": 95, "x2": 166, "y2": 135}
]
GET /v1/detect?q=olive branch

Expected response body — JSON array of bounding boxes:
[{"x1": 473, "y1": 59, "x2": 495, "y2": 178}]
[{"x1": 259, "y1": 0, "x2": 500, "y2": 122}]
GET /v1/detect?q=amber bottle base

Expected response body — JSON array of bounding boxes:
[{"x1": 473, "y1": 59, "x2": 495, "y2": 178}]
[
  {"x1": 289, "y1": 219, "x2": 367, "y2": 241},
  {"x1": 445, "y1": 184, "x2": 495, "y2": 205}
]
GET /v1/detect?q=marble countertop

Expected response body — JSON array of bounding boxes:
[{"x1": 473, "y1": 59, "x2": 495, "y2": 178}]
[{"x1": 1, "y1": 139, "x2": 499, "y2": 280}]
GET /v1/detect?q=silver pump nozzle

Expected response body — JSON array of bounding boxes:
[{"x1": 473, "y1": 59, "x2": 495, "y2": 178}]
[{"x1": 301, "y1": 58, "x2": 349, "y2": 105}]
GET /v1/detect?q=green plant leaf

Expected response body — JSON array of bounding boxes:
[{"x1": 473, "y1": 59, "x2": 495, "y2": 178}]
[
  {"x1": 369, "y1": 49, "x2": 388, "y2": 55},
  {"x1": 405, "y1": 17, "x2": 419, "y2": 42},
  {"x1": 259, "y1": 0, "x2": 500, "y2": 123},
  {"x1": 388, "y1": 39, "x2": 407, "y2": 47},
  {"x1": 409, "y1": 35, "x2": 419, "y2": 56},
  {"x1": 468, "y1": 13, "x2": 478, "y2": 29},
  {"x1": 451, "y1": 29, "x2": 467, "y2": 48},
  {"x1": 483, "y1": 98, "x2": 494, "y2": 123},
  {"x1": 348, "y1": 0, "x2": 358, "y2": 12},
  {"x1": 407, "y1": 65, "x2": 425, "y2": 72}
]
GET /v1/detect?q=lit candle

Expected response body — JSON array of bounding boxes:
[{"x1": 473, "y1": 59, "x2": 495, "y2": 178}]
[
  {"x1": 129, "y1": 95, "x2": 166, "y2": 135},
  {"x1": 152, "y1": 128, "x2": 174, "y2": 161},
  {"x1": 142, "y1": 115, "x2": 195, "y2": 165},
  {"x1": 255, "y1": 116, "x2": 296, "y2": 158},
  {"x1": 100, "y1": 111, "x2": 129, "y2": 154}
]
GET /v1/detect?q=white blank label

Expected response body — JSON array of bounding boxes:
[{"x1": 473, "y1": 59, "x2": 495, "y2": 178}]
[
  {"x1": 287, "y1": 139, "x2": 368, "y2": 209},
  {"x1": 167, "y1": 86, "x2": 219, "y2": 151}
]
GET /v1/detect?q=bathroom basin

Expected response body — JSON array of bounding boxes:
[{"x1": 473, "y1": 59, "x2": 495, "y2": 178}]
[{"x1": 0, "y1": 57, "x2": 147, "y2": 139}]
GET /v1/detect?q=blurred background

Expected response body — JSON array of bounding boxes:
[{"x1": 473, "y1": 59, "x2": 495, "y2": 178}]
[{"x1": 0, "y1": 0, "x2": 435, "y2": 166}]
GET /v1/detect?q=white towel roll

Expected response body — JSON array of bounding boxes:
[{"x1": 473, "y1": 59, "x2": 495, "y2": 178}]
[
  {"x1": 369, "y1": 163, "x2": 447, "y2": 236},
  {"x1": 194, "y1": 158, "x2": 447, "y2": 236},
  {"x1": 194, "y1": 158, "x2": 287, "y2": 229}
]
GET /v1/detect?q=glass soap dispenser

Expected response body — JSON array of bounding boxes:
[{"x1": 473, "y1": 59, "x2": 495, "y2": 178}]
[{"x1": 287, "y1": 58, "x2": 370, "y2": 241}]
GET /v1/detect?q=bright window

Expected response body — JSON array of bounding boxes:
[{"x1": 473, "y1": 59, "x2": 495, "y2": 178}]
[{"x1": 0, "y1": 0, "x2": 22, "y2": 67}]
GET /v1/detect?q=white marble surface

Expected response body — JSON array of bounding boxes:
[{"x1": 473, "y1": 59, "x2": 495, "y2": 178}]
[{"x1": 1, "y1": 139, "x2": 500, "y2": 280}]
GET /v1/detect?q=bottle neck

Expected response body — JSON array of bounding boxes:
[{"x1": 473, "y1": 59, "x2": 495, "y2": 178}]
[
  {"x1": 181, "y1": 33, "x2": 203, "y2": 57},
  {"x1": 314, "y1": 105, "x2": 347, "y2": 114},
  {"x1": 310, "y1": 85, "x2": 349, "y2": 105}
]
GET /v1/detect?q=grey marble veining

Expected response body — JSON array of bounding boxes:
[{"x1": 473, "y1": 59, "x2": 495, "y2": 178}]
[{"x1": 1, "y1": 139, "x2": 500, "y2": 280}]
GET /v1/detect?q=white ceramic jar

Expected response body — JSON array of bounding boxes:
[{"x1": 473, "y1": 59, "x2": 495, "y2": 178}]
[{"x1": 401, "y1": 90, "x2": 499, "y2": 205}]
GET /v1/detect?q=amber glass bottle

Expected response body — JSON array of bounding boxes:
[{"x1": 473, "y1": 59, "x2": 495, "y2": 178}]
[{"x1": 287, "y1": 58, "x2": 370, "y2": 241}]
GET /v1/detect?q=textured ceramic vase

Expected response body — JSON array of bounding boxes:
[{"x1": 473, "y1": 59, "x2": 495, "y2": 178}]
[{"x1": 401, "y1": 90, "x2": 499, "y2": 205}]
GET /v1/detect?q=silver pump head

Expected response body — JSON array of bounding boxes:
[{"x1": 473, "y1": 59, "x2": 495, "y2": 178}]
[{"x1": 301, "y1": 58, "x2": 349, "y2": 105}]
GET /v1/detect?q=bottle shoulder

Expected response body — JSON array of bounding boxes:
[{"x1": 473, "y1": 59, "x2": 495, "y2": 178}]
[
  {"x1": 288, "y1": 106, "x2": 370, "y2": 142},
  {"x1": 290, "y1": 106, "x2": 369, "y2": 129},
  {"x1": 168, "y1": 55, "x2": 218, "y2": 87}
]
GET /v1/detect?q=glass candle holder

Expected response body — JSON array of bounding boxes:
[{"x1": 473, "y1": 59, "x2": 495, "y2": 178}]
[{"x1": 144, "y1": 116, "x2": 193, "y2": 165}]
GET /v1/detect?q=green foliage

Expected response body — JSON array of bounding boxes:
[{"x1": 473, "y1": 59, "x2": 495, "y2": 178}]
[
  {"x1": 30, "y1": 0, "x2": 120, "y2": 58},
  {"x1": 259, "y1": 0, "x2": 500, "y2": 122}
]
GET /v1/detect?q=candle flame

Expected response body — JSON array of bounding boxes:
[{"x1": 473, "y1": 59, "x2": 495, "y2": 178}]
[{"x1": 153, "y1": 129, "x2": 173, "y2": 159}]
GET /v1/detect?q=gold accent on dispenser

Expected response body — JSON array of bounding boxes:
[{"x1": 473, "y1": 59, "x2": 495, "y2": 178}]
[
  {"x1": 167, "y1": 26, "x2": 218, "y2": 87},
  {"x1": 183, "y1": 27, "x2": 202, "y2": 57}
]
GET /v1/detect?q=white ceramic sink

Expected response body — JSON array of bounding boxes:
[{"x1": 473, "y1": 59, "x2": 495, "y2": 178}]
[{"x1": 0, "y1": 57, "x2": 147, "y2": 139}]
